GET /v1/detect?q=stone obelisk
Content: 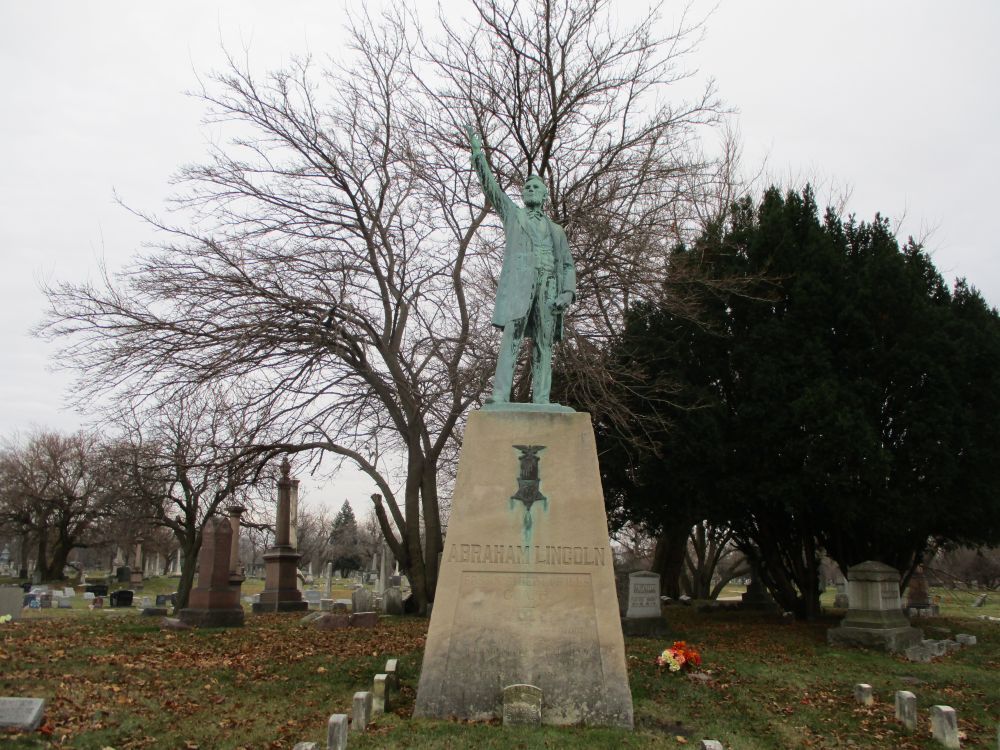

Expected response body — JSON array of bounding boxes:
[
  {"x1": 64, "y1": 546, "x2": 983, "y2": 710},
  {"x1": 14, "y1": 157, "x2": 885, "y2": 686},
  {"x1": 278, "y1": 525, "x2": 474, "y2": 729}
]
[{"x1": 252, "y1": 458, "x2": 307, "y2": 613}]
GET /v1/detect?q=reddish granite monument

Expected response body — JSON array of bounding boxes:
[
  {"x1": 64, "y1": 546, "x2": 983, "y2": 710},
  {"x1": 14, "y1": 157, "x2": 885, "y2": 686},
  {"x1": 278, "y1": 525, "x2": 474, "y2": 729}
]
[
  {"x1": 178, "y1": 516, "x2": 245, "y2": 628},
  {"x1": 252, "y1": 458, "x2": 307, "y2": 613}
]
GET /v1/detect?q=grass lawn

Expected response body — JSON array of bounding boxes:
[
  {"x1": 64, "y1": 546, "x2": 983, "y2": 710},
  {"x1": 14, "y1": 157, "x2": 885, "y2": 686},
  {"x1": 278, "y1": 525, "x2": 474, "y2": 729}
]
[{"x1": 0, "y1": 584, "x2": 996, "y2": 749}]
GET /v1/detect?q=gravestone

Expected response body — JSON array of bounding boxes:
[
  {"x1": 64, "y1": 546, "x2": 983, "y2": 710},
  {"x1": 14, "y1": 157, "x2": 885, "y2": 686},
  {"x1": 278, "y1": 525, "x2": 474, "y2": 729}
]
[
  {"x1": 178, "y1": 516, "x2": 245, "y2": 628},
  {"x1": 327, "y1": 713, "x2": 348, "y2": 750},
  {"x1": 320, "y1": 599, "x2": 334, "y2": 612},
  {"x1": 351, "y1": 588, "x2": 371, "y2": 613},
  {"x1": 930, "y1": 705, "x2": 959, "y2": 748},
  {"x1": 972, "y1": 593, "x2": 987, "y2": 608},
  {"x1": 906, "y1": 565, "x2": 939, "y2": 616},
  {"x1": 373, "y1": 673, "x2": 388, "y2": 715},
  {"x1": 0, "y1": 697, "x2": 46, "y2": 730},
  {"x1": 109, "y1": 590, "x2": 133, "y2": 608},
  {"x1": 351, "y1": 691, "x2": 372, "y2": 732},
  {"x1": 621, "y1": 571, "x2": 667, "y2": 636},
  {"x1": 415, "y1": 410, "x2": 633, "y2": 728},
  {"x1": 827, "y1": 561, "x2": 922, "y2": 652},
  {"x1": 502, "y1": 684, "x2": 542, "y2": 727},
  {"x1": 384, "y1": 658, "x2": 399, "y2": 692},
  {"x1": 116, "y1": 566, "x2": 131, "y2": 583},
  {"x1": 854, "y1": 683, "x2": 873, "y2": 705},
  {"x1": 85, "y1": 584, "x2": 108, "y2": 597},
  {"x1": 383, "y1": 587, "x2": 403, "y2": 616},
  {"x1": 700, "y1": 742, "x2": 724, "y2": 750},
  {"x1": 895, "y1": 690, "x2": 917, "y2": 731},
  {"x1": 0, "y1": 587, "x2": 22, "y2": 621},
  {"x1": 349, "y1": 611, "x2": 378, "y2": 628}
]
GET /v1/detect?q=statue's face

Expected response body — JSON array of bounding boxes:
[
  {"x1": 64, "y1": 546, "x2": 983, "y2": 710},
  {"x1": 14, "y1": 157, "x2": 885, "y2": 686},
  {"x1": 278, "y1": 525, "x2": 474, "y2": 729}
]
[{"x1": 521, "y1": 177, "x2": 547, "y2": 209}]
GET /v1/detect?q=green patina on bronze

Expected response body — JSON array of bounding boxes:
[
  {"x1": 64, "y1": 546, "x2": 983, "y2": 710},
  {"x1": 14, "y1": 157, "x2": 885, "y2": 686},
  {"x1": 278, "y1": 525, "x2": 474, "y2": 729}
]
[{"x1": 465, "y1": 126, "x2": 576, "y2": 406}]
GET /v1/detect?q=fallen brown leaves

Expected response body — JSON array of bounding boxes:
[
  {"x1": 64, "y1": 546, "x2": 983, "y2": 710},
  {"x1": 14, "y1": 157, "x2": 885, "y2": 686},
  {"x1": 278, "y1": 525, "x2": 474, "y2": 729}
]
[{"x1": 0, "y1": 614, "x2": 429, "y2": 748}]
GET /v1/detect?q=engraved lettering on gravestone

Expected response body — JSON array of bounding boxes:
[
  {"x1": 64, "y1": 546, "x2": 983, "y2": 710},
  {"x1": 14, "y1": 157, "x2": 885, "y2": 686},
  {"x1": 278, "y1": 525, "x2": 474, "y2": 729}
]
[{"x1": 511, "y1": 445, "x2": 547, "y2": 531}]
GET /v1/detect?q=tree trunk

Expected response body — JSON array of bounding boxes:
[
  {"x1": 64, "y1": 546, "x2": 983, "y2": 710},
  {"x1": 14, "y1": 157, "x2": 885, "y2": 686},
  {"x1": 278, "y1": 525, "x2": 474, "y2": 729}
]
[
  {"x1": 18, "y1": 532, "x2": 31, "y2": 579},
  {"x1": 652, "y1": 523, "x2": 693, "y2": 598},
  {"x1": 174, "y1": 535, "x2": 200, "y2": 612}
]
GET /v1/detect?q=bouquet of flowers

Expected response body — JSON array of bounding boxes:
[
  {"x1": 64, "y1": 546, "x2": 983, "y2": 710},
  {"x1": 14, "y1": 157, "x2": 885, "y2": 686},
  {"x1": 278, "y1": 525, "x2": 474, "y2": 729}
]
[{"x1": 655, "y1": 641, "x2": 702, "y2": 673}]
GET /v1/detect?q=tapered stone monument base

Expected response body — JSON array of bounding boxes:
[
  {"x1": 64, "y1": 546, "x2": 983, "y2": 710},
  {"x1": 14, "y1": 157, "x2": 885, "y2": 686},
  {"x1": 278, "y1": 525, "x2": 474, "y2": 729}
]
[
  {"x1": 414, "y1": 409, "x2": 633, "y2": 728},
  {"x1": 251, "y1": 546, "x2": 307, "y2": 613}
]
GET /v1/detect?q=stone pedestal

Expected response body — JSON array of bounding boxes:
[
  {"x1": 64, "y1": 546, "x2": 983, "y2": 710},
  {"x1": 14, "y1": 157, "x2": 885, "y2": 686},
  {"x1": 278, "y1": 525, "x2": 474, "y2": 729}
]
[
  {"x1": 179, "y1": 516, "x2": 245, "y2": 628},
  {"x1": 252, "y1": 459, "x2": 307, "y2": 613},
  {"x1": 414, "y1": 409, "x2": 633, "y2": 728},
  {"x1": 827, "y1": 561, "x2": 921, "y2": 652}
]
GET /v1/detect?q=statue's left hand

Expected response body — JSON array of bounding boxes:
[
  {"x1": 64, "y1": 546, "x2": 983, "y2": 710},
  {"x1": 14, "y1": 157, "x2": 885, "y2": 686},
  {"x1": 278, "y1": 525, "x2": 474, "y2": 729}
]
[{"x1": 551, "y1": 292, "x2": 573, "y2": 313}]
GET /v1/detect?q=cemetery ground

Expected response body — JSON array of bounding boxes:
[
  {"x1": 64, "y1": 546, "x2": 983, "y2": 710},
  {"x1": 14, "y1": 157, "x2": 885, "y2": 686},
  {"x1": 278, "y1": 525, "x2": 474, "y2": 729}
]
[{"x1": 1, "y1": 581, "x2": 997, "y2": 749}]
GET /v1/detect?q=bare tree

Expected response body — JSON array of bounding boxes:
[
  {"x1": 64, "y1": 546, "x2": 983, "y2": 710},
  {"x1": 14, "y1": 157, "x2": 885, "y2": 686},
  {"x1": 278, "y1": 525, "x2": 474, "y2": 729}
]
[
  {"x1": 0, "y1": 431, "x2": 114, "y2": 581},
  {"x1": 42, "y1": 0, "x2": 728, "y2": 612},
  {"x1": 110, "y1": 389, "x2": 280, "y2": 609}
]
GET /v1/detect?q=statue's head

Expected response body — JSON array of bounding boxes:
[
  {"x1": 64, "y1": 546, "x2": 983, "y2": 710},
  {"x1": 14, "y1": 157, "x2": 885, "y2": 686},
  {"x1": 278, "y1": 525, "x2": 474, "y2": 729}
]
[{"x1": 521, "y1": 175, "x2": 547, "y2": 210}]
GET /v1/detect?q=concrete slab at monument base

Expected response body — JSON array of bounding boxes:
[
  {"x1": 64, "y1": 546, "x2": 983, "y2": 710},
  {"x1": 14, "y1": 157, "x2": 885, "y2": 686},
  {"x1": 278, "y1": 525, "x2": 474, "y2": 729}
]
[
  {"x1": 827, "y1": 624, "x2": 922, "y2": 652},
  {"x1": 414, "y1": 409, "x2": 633, "y2": 728},
  {"x1": 178, "y1": 607, "x2": 245, "y2": 628}
]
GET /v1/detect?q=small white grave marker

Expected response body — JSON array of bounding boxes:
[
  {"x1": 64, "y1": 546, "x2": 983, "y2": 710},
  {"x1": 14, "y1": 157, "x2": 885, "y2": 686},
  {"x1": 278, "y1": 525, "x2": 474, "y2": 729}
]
[
  {"x1": 930, "y1": 705, "x2": 960, "y2": 748},
  {"x1": 351, "y1": 691, "x2": 373, "y2": 732},
  {"x1": 895, "y1": 690, "x2": 917, "y2": 731},
  {"x1": 327, "y1": 713, "x2": 348, "y2": 749}
]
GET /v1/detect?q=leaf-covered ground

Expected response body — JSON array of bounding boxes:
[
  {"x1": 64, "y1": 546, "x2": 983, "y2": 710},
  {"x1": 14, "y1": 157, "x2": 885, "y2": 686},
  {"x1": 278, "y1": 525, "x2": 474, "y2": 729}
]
[{"x1": 1, "y1": 603, "x2": 996, "y2": 748}]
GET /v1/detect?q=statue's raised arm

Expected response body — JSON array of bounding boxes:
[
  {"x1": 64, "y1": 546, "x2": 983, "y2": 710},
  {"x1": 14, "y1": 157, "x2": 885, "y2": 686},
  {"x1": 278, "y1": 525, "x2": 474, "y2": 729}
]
[{"x1": 465, "y1": 125, "x2": 515, "y2": 222}]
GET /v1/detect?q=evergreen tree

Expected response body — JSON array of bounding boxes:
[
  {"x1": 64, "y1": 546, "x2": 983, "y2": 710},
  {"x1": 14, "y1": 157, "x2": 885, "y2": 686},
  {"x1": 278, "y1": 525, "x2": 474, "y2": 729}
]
[
  {"x1": 328, "y1": 500, "x2": 362, "y2": 572},
  {"x1": 602, "y1": 187, "x2": 1000, "y2": 618}
]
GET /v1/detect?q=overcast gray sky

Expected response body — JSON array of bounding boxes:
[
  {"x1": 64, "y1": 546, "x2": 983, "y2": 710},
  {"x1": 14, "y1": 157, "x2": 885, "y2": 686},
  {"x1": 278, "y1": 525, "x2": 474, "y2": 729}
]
[{"x1": 2, "y1": 1, "x2": 997, "y2": 513}]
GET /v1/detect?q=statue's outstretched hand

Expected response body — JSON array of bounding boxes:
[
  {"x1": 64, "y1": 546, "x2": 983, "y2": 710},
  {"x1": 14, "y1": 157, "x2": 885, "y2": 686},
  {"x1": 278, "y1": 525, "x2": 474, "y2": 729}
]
[{"x1": 465, "y1": 124, "x2": 482, "y2": 154}]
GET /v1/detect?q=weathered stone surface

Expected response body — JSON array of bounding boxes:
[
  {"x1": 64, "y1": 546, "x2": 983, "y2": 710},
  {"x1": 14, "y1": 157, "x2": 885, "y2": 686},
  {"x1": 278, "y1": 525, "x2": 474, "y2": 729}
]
[
  {"x1": 0, "y1": 697, "x2": 46, "y2": 730},
  {"x1": 292, "y1": 743, "x2": 317, "y2": 750},
  {"x1": 349, "y1": 611, "x2": 378, "y2": 628},
  {"x1": 956, "y1": 633, "x2": 977, "y2": 646},
  {"x1": 300, "y1": 611, "x2": 323, "y2": 625},
  {"x1": 854, "y1": 683, "x2": 873, "y2": 705},
  {"x1": 923, "y1": 639, "x2": 948, "y2": 656},
  {"x1": 699, "y1": 742, "x2": 724, "y2": 750},
  {"x1": 905, "y1": 643, "x2": 937, "y2": 663},
  {"x1": 930, "y1": 705, "x2": 959, "y2": 748},
  {"x1": 502, "y1": 684, "x2": 542, "y2": 727},
  {"x1": 314, "y1": 613, "x2": 350, "y2": 631},
  {"x1": 373, "y1": 674, "x2": 388, "y2": 715},
  {"x1": 827, "y1": 561, "x2": 922, "y2": 652},
  {"x1": 327, "y1": 713, "x2": 348, "y2": 749},
  {"x1": 351, "y1": 691, "x2": 372, "y2": 732},
  {"x1": 351, "y1": 588, "x2": 372, "y2": 613},
  {"x1": 140, "y1": 607, "x2": 169, "y2": 617},
  {"x1": 895, "y1": 690, "x2": 917, "y2": 731},
  {"x1": 320, "y1": 599, "x2": 334, "y2": 612},
  {"x1": 415, "y1": 411, "x2": 632, "y2": 728},
  {"x1": 383, "y1": 587, "x2": 404, "y2": 616},
  {"x1": 0, "y1": 587, "x2": 23, "y2": 620}
]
